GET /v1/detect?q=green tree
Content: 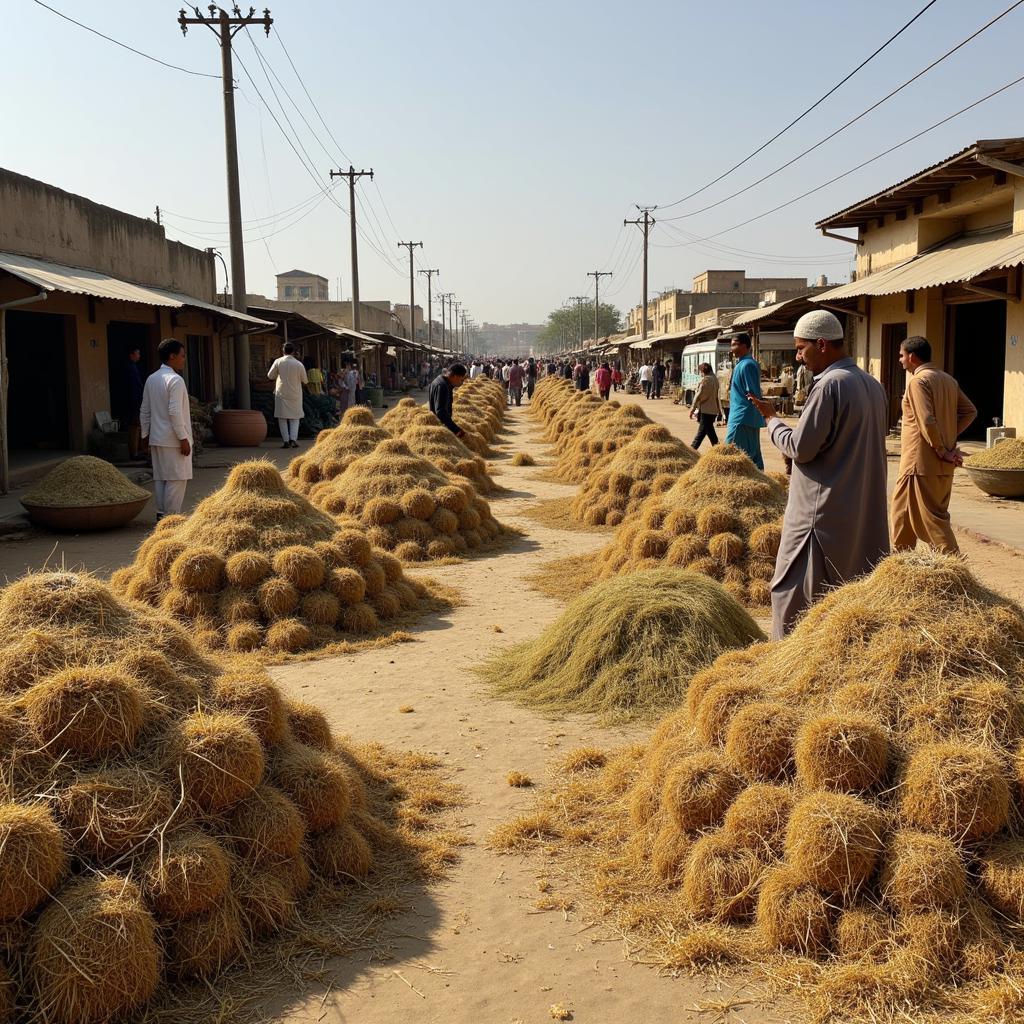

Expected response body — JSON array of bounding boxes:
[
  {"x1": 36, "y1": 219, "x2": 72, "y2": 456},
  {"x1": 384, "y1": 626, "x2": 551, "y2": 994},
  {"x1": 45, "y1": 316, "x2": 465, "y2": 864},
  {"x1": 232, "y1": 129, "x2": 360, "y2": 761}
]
[{"x1": 535, "y1": 302, "x2": 622, "y2": 353}]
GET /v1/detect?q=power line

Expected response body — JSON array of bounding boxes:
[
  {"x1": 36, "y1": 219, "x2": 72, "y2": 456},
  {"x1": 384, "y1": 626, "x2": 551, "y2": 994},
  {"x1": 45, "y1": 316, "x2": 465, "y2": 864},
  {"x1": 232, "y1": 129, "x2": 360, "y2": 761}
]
[
  {"x1": 701, "y1": 70, "x2": 1024, "y2": 241},
  {"x1": 29, "y1": 0, "x2": 219, "y2": 78},
  {"x1": 655, "y1": 0, "x2": 941, "y2": 211},
  {"x1": 661, "y1": 0, "x2": 1024, "y2": 223}
]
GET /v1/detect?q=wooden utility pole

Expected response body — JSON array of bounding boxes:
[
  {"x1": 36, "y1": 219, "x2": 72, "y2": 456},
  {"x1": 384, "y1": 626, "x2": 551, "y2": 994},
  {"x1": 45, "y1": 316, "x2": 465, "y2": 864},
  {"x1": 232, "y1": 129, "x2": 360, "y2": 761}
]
[
  {"x1": 329, "y1": 166, "x2": 373, "y2": 338},
  {"x1": 178, "y1": 4, "x2": 273, "y2": 410},
  {"x1": 418, "y1": 269, "x2": 439, "y2": 349},
  {"x1": 397, "y1": 241, "x2": 423, "y2": 346},
  {"x1": 624, "y1": 206, "x2": 656, "y2": 341},
  {"x1": 586, "y1": 271, "x2": 612, "y2": 350},
  {"x1": 568, "y1": 295, "x2": 587, "y2": 349},
  {"x1": 437, "y1": 291, "x2": 452, "y2": 354}
]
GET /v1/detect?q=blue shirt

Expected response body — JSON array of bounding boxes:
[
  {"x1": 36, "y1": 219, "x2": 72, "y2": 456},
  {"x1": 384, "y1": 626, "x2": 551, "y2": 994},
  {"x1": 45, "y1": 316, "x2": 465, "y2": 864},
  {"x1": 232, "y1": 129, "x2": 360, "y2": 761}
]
[{"x1": 728, "y1": 354, "x2": 765, "y2": 429}]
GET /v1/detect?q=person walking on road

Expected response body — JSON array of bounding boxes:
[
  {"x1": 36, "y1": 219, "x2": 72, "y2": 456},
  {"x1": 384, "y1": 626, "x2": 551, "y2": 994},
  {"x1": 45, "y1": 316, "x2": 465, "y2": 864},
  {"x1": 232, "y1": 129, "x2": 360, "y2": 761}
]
[
  {"x1": 651, "y1": 359, "x2": 666, "y2": 399},
  {"x1": 140, "y1": 338, "x2": 193, "y2": 520},
  {"x1": 689, "y1": 362, "x2": 723, "y2": 449},
  {"x1": 639, "y1": 361, "x2": 652, "y2": 399},
  {"x1": 268, "y1": 342, "x2": 308, "y2": 448},
  {"x1": 890, "y1": 335, "x2": 976, "y2": 555},
  {"x1": 726, "y1": 333, "x2": 765, "y2": 469},
  {"x1": 507, "y1": 358, "x2": 525, "y2": 407},
  {"x1": 573, "y1": 359, "x2": 590, "y2": 392},
  {"x1": 525, "y1": 358, "x2": 537, "y2": 401},
  {"x1": 746, "y1": 310, "x2": 889, "y2": 639},
  {"x1": 595, "y1": 361, "x2": 612, "y2": 400}
]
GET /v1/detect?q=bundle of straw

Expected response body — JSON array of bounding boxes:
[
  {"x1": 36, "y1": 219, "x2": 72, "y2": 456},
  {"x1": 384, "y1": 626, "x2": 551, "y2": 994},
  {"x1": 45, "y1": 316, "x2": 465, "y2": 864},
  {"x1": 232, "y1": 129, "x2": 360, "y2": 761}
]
[{"x1": 285, "y1": 406, "x2": 390, "y2": 495}]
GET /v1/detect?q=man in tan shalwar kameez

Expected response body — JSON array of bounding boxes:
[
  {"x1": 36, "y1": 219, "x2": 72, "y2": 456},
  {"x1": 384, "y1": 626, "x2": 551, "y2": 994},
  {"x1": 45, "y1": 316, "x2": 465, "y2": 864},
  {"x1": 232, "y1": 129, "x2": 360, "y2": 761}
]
[
  {"x1": 891, "y1": 335, "x2": 976, "y2": 555},
  {"x1": 748, "y1": 310, "x2": 890, "y2": 640}
]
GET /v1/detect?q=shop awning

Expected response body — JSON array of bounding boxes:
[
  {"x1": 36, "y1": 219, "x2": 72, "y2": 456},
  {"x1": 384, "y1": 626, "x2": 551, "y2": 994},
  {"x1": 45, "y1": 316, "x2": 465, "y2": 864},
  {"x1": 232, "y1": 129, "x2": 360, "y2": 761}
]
[
  {"x1": 814, "y1": 229, "x2": 1024, "y2": 302},
  {"x1": 0, "y1": 250, "x2": 274, "y2": 328}
]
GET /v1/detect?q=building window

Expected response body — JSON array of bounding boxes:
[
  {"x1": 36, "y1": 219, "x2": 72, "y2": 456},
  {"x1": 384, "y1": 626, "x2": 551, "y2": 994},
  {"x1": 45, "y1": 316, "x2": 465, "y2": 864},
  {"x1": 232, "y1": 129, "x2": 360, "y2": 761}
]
[
  {"x1": 300, "y1": 287, "x2": 310, "y2": 298},
  {"x1": 284, "y1": 286, "x2": 293, "y2": 297}
]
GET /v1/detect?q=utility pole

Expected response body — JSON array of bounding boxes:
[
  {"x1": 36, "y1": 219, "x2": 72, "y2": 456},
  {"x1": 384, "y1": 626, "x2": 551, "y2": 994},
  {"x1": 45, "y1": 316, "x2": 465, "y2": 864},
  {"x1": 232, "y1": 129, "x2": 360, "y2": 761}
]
[
  {"x1": 397, "y1": 241, "x2": 423, "y2": 345},
  {"x1": 329, "y1": 166, "x2": 373, "y2": 338},
  {"x1": 418, "y1": 269, "x2": 439, "y2": 349},
  {"x1": 154, "y1": 206, "x2": 162, "y2": 226},
  {"x1": 624, "y1": 206, "x2": 656, "y2": 341},
  {"x1": 568, "y1": 295, "x2": 587, "y2": 349},
  {"x1": 453, "y1": 301, "x2": 461, "y2": 353},
  {"x1": 586, "y1": 271, "x2": 612, "y2": 351},
  {"x1": 178, "y1": 4, "x2": 273, "y2": 411},
  {"x1": 437, "y1": 292, "x2": 452, "y2": 354}
]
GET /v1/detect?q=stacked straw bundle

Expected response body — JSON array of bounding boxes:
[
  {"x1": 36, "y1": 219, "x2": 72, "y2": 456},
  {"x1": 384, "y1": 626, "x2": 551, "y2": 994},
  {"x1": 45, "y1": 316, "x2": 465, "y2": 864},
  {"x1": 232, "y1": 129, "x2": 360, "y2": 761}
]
[
  {"x1": 309, "y1": 438, "x2": 503, "y2": 561},
  {"x1": 477, "y1": 569, "x2": 763, "y2": 718},
  {"x1": 22, "y1": 456, "x2": 149, "y2": 508},
  {"x1": 284, "y1": 406, "x2": 390, "y2": 496},
  {"x1": 500, "y1": 552, "x2": 1024, "y2": 1021},
  {"x1": 399, "y1": 420, "x2": 501, "y2": 495},
  {"x1": 381, "y1": 397, "x2": 491, "y2": 457},
  {"x1": 569, "y1": 424, "x2": 699, "y2": 527},
  {"x1": 111, "y1": 460, "x2": 430, "y2": 654},
  {"x1": 452, "y1": 379, "x2": 506, "y2": 447},
  {"x1": 550, "y1": 403, "x2": 652, "y2": 484},
  {"x1": 542, "y1": 391, "x2": 606, "y2": 445},
  {"x1": 528, "y1": 376, "x2": 574, "y2": 423},
  {"x1": 596, "y1": 444, "x2": 787, "y2": 606},
  {"x1": 0, "y1": 571, "x2": 394, "y2": 1023}
]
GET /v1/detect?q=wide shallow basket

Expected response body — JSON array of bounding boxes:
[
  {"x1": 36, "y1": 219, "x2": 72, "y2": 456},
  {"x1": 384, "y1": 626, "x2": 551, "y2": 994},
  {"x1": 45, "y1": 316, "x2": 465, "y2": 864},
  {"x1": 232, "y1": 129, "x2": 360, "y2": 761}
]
[
  {"x1": 22, "y1": 496, "x2": 150, "y2": 531},
  {"x1": 965, "y1": 465, "x2": 1024, "y2": 499}
]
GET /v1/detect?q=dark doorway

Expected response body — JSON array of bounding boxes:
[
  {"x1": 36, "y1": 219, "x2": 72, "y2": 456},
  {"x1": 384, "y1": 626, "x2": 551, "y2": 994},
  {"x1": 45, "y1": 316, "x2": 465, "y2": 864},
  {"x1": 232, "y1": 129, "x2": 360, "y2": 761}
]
[
  {"x1": 880, "y1": 322, "x2": 907, "y2": 430},
  {"x1": 951, "y1": 300, "x2": 1005, "y2": 440},
  {"x1": 185, "y1": 334, "x2": 210, "y2": 400},
  {"x1": 107, "y1": 322, "x2": 152, "y2": 428},
  {"x1": 5, "y1": 310, "x2": 71, "y2": 450}
]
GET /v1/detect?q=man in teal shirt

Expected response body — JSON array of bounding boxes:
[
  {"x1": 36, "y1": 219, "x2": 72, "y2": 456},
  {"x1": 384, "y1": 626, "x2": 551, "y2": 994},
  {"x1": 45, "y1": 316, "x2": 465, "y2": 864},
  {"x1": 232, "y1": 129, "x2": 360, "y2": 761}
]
[{"x1": 726, "y1": 333, "x2": 765, "y2": 469}]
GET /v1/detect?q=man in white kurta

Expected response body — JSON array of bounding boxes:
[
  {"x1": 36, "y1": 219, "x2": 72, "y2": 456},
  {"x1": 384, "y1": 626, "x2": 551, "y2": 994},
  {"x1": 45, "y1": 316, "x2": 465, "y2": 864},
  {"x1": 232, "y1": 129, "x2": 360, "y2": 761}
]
[
  {"x1": 267, "y1": 342, "x2": 308, "y2": 448},
  {"x1": 747, "y1": 310, "x2": 890, "y2": 640},
  {"x1": 140, "y1": 339, "x2": 193, "y2": 519}
]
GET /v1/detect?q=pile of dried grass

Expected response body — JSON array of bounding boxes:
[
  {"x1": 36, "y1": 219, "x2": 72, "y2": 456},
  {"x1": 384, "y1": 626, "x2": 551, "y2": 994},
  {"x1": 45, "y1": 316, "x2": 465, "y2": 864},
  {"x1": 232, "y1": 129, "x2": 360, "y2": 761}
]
[
  {"x1": 529, "y1": 376, "x2": 575, "y2": 423},
  {"x1": 551, "y1": 403, "x2": 652, "y2": 483},
  {"x1": 477, "y1": 569, "x2": 762, "y2": 718},
  {"x1": 381, "y1": 397, "x2": 491, "y2": 457},
  {"x1": 965, "y1": 437, "x2": 1024, "y2": 469},
  {"x1": 494, "y1": 552, "x2": 1024, "y2": 1022},
  {"x1": 0, "y1": 571, "x2": 463, "y2": 1023},
  {"x1": 22, "y1": 455, "x2": 149, "y2": 507},
  {"x1": 453, "y1": 379, "x2": 506, "y2": 447},
  {"x1": 111, "y1": 460, "x2": 438, "y2": 655},
  {"x1": 285, "y1": 406, "x2": 390, "y2": 495},
  {"x1": 543, "y1": 391, "x2": 609, "y2": 446},
  {"x1": 399, "y1": 421, "x2": 502, "y2": 495},
  {"x1": 569, "y1": 424, "x2": 699, "y2": 527},
  {"x1": 595, "y1": 444, "x2": 787, "y2": 606},
  {"x1": 308, "y1": 438, "x2": 505, "y2": 561}
]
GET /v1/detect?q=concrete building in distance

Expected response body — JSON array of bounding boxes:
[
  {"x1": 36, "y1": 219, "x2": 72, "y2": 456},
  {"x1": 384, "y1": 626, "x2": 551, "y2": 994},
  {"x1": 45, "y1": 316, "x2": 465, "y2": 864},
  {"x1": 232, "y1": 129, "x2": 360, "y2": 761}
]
[
  {"x1": 249, "y1": 295, "x2": 400, "y2": 336},
  {"x1": 275, "y1": 269, "x2": 329, "y2": 301},
  {"x1": 476, "y1": 322, "x2": 544, "y2": 355},
  {"x1": 0, "y1": 168, "x2": 270, "y2": 473},
  {"x1": 813, "y1": 138, "x2": 1024, "y2": 435}
]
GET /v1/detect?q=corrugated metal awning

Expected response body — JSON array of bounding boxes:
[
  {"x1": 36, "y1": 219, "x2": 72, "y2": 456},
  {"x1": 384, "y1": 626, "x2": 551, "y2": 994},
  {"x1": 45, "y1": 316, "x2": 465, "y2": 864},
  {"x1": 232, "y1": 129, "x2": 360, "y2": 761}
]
[
  {"x1": 0, "y1": 250, "x2": 273, "y2": 328},
  {"x1": 814, "y1": 229, "x2": 1024, "y2": 302}
]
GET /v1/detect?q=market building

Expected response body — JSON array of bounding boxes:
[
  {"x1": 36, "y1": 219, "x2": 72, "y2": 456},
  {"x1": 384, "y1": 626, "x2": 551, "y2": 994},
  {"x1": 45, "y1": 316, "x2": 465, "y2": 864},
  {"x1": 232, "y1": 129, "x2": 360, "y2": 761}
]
[{"x1": 813, "y1": 138, "x2": 1024, "y2": 436}]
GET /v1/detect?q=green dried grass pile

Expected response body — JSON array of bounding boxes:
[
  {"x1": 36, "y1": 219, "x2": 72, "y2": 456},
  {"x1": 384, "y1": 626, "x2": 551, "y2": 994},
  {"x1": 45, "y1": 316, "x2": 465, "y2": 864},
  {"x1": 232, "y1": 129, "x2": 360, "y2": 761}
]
[
  {"x1": 494, "y1": 552, "x2": 1024, "y2": 1023},
  {"x1": 0, "y1": 570, "x2": 464, "y2": 1023},
  {"x1": 285, "y1": 406, "x2": 390, "y2": 495},
  {"x1": 111, "y1": 460, "x2": 437, "y2": 655},
  {"x1": 965, "y1": 437, "x2": 1024, "y2": 469},
  {"x1": 477, "y1": 568, "x2": 763, "y2": 719},
  {"x1": 23, "y1": 456, "x2": 149, "y2": 508}
]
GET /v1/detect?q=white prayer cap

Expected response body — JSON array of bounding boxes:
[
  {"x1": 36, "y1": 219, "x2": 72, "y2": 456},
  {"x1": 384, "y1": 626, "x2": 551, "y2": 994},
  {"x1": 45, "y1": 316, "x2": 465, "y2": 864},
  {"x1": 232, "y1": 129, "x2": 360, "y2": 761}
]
[{"x1": 793, "y1": 309, "x2": 844, "y2": 341}]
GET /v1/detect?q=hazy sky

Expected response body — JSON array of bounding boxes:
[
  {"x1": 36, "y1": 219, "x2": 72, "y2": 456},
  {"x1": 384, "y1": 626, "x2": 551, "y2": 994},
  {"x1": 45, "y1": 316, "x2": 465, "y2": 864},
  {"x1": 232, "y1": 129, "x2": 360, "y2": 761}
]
[{"x1": 3, "y1": 0, "x2": 1023, "y2": 325}]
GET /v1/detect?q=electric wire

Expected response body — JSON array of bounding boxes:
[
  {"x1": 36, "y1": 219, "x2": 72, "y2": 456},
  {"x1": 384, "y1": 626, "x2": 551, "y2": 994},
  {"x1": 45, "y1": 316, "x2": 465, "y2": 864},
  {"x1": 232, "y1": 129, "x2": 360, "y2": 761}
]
[{"x1": 655, "y1": 0, "x2": 941, "y2": 210}]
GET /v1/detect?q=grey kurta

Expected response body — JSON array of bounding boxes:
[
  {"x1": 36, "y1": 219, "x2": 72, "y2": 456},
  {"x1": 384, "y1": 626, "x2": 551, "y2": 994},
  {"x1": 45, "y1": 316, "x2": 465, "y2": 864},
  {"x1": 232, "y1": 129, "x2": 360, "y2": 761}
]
[{"x1": 767, "y1": 357, "x2": 889, "y2": 639}]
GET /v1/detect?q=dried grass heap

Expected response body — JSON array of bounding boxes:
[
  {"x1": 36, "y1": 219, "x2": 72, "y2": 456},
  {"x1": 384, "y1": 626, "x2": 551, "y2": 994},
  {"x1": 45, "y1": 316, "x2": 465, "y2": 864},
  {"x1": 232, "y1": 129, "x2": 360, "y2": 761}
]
[
  {"x1": 111, "y1": 460, "x2": 434, "y2": 654},
  {"x1": 309, "y1": 439, "x2": 504, "y2": 561},
  {"x1": 495, "y1": 552, "x2": 1024, "y2": 1022},
  {"x1": 965, "y1": 437, "x2": 1024, "y2": 470},
  {"x1": 569, "y1": 424, "x2": 699, "y2": 527},
  {"x1": 550, "y1": 403, "x2": 651, "y2": 483},
  {"x1": 22, "y1": 456, "x2": 149, "y2": 508},
  {"x1": 285, "y1": 406, "x2": 390, "y2": 495},
  {"x1": 400, "y1": 420, "x2": 501, "y2": 495},
  {"x1": 478, "y1": 569, "x2": 763, "y2": 718},
  {"x1": 596, "y1": 444, "x2": 787, "y2": 606},
  {"x1": 0, "y1": 571, "x2": 462, "y2": 1023}
]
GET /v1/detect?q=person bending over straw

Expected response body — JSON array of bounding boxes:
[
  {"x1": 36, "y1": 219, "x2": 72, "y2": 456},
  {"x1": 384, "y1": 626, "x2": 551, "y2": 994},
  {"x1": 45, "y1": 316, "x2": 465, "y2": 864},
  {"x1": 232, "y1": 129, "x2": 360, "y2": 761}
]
[{"x1": 747, "y1": 310, "x2": 889, "y2": 640}]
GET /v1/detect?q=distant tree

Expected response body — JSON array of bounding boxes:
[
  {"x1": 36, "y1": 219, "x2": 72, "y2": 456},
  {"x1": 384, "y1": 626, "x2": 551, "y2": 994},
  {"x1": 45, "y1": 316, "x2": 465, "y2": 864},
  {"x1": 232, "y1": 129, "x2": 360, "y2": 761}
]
[{"x1": 536, "y1": 302, "x2": 622, "y2": 353}]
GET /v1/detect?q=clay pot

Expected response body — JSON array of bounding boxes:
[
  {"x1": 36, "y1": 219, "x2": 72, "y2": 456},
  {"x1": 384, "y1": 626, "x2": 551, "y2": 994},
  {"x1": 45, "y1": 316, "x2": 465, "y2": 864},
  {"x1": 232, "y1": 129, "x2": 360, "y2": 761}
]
[{"x1": 212, "y1": 410, "x2": 268, "y2": 447}]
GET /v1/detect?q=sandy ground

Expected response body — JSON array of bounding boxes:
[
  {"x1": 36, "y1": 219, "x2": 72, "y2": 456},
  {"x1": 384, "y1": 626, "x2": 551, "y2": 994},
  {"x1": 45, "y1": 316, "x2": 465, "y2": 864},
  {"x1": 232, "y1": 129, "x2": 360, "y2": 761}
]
[{"x1": 0, "y1": 393, "x2": 1021, "y2": 1024}]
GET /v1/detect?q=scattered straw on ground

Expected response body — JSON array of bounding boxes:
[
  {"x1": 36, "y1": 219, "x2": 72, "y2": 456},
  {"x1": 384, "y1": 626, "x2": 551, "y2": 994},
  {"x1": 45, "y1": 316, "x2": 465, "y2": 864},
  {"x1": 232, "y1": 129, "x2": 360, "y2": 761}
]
[
  {"x1": 490, "y1": 552, "x2": 1024, "y2": 1023},
  {"x1": 0, "y1": 571, "x2": 465, "y2": 1024},
  {"x1": 111, "y1": 460, "x2": 448, "y2": 656},
  {"x1": 22, "y1": 455, "x2": 150, "y2": 507}
]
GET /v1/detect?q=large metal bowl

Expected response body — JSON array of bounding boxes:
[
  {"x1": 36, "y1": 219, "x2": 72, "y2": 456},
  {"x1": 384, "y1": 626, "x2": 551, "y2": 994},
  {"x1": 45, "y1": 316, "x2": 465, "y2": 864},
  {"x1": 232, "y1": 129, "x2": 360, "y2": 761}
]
[
  {"x1": 965, "y1": 466, "x2": 1024, "y2": 499},
  {"x1": 22, "y1": 496, "x2": 150, "y2": 531}
]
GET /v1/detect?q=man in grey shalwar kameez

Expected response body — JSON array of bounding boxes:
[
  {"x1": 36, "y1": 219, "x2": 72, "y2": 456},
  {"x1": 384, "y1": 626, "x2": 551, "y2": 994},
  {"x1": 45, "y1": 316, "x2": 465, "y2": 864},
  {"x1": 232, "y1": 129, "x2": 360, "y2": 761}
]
[{"x1": 747, "y1": 310, "x2": 889, "y2": 639}]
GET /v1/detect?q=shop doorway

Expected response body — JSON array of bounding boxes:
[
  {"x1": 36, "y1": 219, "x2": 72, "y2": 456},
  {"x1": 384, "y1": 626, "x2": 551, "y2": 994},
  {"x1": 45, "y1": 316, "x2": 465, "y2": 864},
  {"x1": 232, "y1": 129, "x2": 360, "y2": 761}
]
[
  {"x1": 950, "y1": 300, "x2": 1005, "y2": 440},
  {"x1": 107, "y1": 322, "x2": 153, "y2": 428},
  {"x1": 4, "y1": 310, "x2": 72, "y2": 451},
  {"x1": 880, "y1": 322, "x2": 907, "y2": 430}
]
